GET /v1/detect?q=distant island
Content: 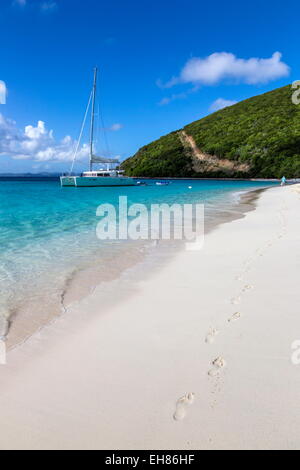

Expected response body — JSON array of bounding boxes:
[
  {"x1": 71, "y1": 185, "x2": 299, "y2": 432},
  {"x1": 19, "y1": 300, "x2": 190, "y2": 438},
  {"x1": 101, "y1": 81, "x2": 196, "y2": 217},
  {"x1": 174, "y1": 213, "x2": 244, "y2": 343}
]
[
  {"x1": 122, "y1": 85, "x2": 300, "y2": 179},
  {"x1": 0, "y1": 173, "x2": 60, "y2": 178}
]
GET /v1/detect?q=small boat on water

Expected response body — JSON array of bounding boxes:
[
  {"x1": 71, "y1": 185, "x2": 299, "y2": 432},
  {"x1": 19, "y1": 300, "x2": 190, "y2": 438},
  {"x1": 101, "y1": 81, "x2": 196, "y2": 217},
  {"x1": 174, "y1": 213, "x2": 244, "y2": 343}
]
[{"x1": 61, "y1": 68, "x2": 136, "y2": 188}]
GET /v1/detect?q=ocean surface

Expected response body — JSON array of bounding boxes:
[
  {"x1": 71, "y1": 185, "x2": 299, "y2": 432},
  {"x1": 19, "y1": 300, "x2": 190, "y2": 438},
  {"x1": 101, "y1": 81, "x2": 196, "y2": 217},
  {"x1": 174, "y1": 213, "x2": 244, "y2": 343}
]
[{"x1": 0, "y1": 177, "x2": 276, "y2": 342}]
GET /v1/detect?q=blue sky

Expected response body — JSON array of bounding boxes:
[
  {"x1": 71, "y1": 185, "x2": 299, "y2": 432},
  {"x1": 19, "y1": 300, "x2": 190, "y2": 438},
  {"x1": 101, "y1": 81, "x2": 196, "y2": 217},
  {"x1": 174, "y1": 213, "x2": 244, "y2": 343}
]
[{"x1": 0, "y1": 0, "x2": 298, "y2": 173}]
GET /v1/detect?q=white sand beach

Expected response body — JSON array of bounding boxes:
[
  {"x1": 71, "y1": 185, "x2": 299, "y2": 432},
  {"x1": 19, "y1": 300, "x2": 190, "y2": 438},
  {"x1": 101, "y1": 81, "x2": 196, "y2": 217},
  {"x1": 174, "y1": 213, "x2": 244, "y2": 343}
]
[{"x1": 0, "y1": 184, "x2": 300, "y2": 450}]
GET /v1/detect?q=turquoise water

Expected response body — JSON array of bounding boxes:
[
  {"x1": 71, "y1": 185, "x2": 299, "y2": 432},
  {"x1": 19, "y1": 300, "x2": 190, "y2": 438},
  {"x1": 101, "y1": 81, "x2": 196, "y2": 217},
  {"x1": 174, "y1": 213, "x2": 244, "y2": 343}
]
[{"x1": 0, "y1": 178, "x2": 276, "y2": 332}]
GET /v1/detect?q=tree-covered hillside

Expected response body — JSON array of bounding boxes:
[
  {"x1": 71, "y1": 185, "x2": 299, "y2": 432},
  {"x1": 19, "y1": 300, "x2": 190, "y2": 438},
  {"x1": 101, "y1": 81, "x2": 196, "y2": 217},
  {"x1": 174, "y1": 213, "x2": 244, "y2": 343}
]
[{"x1": 122, "y1": 85, "x2": 300, "y2": 178}]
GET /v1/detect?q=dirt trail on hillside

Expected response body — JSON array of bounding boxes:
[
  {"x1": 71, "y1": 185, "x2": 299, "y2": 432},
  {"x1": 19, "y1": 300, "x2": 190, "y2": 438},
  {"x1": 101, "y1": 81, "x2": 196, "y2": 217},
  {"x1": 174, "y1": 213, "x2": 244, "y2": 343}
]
[
  {"x1": 179, "y1": 130, "x2": 250, "y2": 175},
  {"x1": 180, "y1": 130, "x2": 207, "y2": 162}
]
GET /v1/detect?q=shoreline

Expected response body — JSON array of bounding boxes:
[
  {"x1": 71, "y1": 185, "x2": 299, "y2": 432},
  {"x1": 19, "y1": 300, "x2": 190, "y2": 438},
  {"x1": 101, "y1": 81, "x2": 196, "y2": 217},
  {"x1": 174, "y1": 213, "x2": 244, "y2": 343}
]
[
  {"x1": 1, "y1": 184, "x2": 299, "y2": 449},
  {"x1": 6, "y1": 184, "x2": 271, "y2": 351},
  {"x1": 0, "y1": 175, "x2": 299, "y2": 183}
]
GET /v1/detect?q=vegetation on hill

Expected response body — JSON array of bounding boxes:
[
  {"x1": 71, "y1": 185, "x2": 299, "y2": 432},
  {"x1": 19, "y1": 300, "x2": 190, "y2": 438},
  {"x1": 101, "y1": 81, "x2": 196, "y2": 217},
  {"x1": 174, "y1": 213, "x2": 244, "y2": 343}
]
[
  {"x1": 121, "y1": 132, "x2": 193, "y2": 178},
  {"x1": 122, "y1": 85, "x2": 300, "y2": 178}
]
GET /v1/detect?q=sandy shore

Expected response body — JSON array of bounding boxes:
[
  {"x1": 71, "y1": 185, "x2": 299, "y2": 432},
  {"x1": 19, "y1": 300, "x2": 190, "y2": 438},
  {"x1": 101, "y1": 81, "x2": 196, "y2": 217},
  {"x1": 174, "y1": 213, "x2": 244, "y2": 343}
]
[{"x1": 0, "y1": 184, "x2": 300, "y2": 450}]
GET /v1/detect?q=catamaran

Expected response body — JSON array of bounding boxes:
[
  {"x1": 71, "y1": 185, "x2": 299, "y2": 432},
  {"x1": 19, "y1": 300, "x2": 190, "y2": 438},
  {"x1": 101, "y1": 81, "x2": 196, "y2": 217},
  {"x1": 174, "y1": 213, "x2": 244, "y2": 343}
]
[{"x1": 60, "y1": 68, "x2": 136, "y2": 187}]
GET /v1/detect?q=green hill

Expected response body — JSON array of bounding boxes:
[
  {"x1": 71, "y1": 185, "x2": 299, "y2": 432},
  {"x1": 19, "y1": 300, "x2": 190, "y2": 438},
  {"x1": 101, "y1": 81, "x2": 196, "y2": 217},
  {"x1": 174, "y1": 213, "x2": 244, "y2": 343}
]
[{"x1": 122, "y1": 85, "x2": 300, "y2": 179}]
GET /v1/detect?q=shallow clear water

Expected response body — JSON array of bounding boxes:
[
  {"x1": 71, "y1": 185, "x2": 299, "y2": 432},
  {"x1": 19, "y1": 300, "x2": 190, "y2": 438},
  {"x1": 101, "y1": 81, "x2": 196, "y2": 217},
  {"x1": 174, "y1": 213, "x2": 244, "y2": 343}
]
[{"x1": 0, "y1": 177, "x2": 276, "y2": 331}]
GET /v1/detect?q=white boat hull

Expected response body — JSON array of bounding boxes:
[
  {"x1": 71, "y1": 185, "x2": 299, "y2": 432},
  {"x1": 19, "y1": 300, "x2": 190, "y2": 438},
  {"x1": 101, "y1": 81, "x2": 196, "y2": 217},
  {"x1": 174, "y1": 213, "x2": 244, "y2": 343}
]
[{"x1": 60, "y1": 176, "x2": 136, "y2": 187}]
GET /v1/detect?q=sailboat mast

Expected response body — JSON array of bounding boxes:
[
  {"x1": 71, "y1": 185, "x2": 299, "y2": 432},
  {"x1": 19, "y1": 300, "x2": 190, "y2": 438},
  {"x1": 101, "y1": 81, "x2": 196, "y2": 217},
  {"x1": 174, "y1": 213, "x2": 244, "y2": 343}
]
[{"x1": 89, "y1": 67, "x2": 98, "y2": 172}]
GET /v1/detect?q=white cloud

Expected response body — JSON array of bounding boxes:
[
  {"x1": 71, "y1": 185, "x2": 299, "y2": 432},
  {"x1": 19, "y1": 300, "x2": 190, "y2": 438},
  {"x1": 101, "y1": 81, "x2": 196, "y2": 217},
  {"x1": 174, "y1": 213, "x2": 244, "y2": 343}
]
[
  {"x1": 0, "y1": 114, "x2": 89, "y2": 162},
  {"x1": 161, "y1": 52, "x2": 290, "y2": 88},
  {"x1": 13, "y1": 0, "x2": 27, "y2": 6},
  {"x1": 40, "y1": 1, "x2": 57, "y2": 13},
  {"x1": 13, "y1": 0, "x2": 58, "y2": 12},
  {"x1": 159, "y1": 92, "x2": 188, "y2": 106},
  {"x1": 158, "y1": 86, "x2": 199, "y2": 106},
  {"x1": 210, "y1": 98, "x2": 238, "y2": 112},
  {"x1": 0, "y1": 81, "x2": 7, "y2": 105},
  {"x1": 108, "y1": 123, "x2": 123, "y2": 131}
]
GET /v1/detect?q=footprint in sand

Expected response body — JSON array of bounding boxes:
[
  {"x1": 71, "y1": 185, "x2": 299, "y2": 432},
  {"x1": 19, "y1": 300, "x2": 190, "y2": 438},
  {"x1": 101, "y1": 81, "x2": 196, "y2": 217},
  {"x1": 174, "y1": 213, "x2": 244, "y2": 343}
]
[
  {"x1": 228, "y1": 312, "x2": 241, "y2": 323},
  {"x1": 242, "y1": 284, "x2": 253, "y2": 292},
  {"x1": 173, "y1": 393, "x2": 195, "y2": 421},
  {"x1": 231, "y1": 296, "x2": 241, "y2": 306},
  {"x1": 205, "y1": 328, "x2": 219, "y2": 344},
  {"x1": 208, "y1": 357, "x2": 226, "y2": 377}
]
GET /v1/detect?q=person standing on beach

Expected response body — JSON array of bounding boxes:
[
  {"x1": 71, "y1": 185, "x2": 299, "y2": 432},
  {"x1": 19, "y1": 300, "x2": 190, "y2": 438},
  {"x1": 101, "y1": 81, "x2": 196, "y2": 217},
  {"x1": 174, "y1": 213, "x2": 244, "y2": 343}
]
[{"x1": 281, "y1": 176, "x2": 287, "y2": 186}]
